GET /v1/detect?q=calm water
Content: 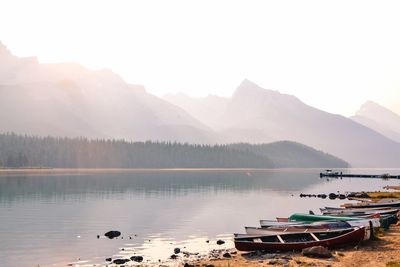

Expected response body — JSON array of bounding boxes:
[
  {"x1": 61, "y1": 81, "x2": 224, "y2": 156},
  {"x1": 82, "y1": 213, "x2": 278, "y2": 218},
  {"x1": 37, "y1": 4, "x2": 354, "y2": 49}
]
[{"x1": 0, "y1": 168, "x2": 399, "y2": 267}]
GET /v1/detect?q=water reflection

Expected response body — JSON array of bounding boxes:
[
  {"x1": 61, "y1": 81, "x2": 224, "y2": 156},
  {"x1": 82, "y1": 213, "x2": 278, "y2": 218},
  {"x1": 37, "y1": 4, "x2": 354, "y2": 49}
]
[
  {"x1": 0, "y1": 169, "x2": 399, "y2": 266},
  {"x1": 0, "y1": 169, "x2": 322, "y2": 203}
]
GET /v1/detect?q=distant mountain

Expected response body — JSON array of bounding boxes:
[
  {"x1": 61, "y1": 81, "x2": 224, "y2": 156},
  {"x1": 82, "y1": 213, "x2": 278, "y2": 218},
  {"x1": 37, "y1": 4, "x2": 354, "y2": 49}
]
[
  {"x1": 2, "y1": 41, "x2": 398, "y2": 167},
  {"x1": 163, "y1": 93, "x2": 229, "y2": 129},
  {"x1": 0, "y1": 133, "x2": 348, "y2": 168},
  {"x1": 0, "y1": 42, "x2": 217, "y2": 143},
  {"x1": 351, "y1": 101, "x2": 400, "y2": 143},
  {"x1": 166, "y1": 80, "x2": 400, "y2": 167}
]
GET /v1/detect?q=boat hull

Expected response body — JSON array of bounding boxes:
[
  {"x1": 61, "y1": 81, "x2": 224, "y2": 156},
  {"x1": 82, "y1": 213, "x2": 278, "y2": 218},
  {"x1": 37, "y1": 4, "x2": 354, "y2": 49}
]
[
  {"x1": 235, "y1": 227, "x2": 366, "y2": 251},
  {"x1": 245, "y1": 225, "x2": 354, "y2": 235},
  {"x1": 322, "y1": 208, "x2": 399, "y2": 217}
]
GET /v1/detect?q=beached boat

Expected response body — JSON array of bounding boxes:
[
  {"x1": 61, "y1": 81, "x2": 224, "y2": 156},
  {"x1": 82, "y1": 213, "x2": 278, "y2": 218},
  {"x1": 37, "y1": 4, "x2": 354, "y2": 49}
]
[
  {"x1": 288, "y1": 213, "x2": 376, "y2": 222},
  {"x1": 342, "y1": 199, "x2": 400, "y2": 209},
  {"x1": 260, "y1": 218, "x2": 379, "y2": 230},
  {"x1": 234, "y1": 227, "x2": 367, "y2": 251},
  {"x1": 258, "y1": 220, "x2": 308, "y2": 227},
  {"x1": 321, "y1": 208, "x2": 399, "y2": 217},
  {"x1": 258, "y1": 220, "x2": 351, "y2": 229},
  {"x1": 286, "y1": 213, "x2": 381, "y2": 228},
  {"x1": 245, "y1": 221, "x2": 353, "y2": 235},
  {"x1": 321, "y1": 206, "x2": 394, "y2": 213},
  {"x1": 292, "y1": 212, "x2": 399, "y2": 230}
]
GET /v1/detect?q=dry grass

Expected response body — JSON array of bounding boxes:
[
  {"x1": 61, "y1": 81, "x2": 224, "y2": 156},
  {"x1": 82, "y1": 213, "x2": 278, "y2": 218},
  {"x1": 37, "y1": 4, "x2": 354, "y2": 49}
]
[{"x1": 386, "y1": 261, "x2": 400, "y2": 267}]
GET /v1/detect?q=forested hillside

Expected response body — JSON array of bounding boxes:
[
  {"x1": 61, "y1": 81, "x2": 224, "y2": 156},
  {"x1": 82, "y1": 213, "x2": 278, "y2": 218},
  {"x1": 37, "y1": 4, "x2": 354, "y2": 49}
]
[
  {"x1": 231, "y1": 141, "x2": 349, "y2": 168},
  {"x1": 0, "y1": 133, "x2": 348, "y2": 168}
]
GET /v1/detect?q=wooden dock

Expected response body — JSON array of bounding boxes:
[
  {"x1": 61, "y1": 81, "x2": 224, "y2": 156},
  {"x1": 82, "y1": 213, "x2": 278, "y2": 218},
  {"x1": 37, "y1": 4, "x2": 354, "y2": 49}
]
[{"x1": 320, "y1": 172, "x2": 400, "y2": 179}]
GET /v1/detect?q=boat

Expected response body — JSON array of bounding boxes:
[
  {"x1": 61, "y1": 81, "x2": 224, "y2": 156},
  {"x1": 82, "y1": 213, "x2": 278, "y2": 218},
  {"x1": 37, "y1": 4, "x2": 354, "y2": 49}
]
[
  {"x1": 258, "y1": 220, "x2": 351, "y2": 229},
  {"x1": 290, "y1": 212, "x2": 399, "y2": 230},
  {"x1": 321, "y1": 208, "x2": 399, "y2": 217},
  {"x1": 319, "y1": 169, "x2": 341, "y2": 177},
  {"x1": 342, "y1": 199, "x2": 400, "y2": 209},
  {"x1": 234, "y1": 227, "x2": 367, "y2": 251},
  {"x1": 321, "y1": 206, "x2": 394, "y2": 212},
  {"x1": 286, "y1": 213, "x2": 381, "y2": 228},
  {"x1": 245, "y1": 221, "x2": 353, "y2": 235},
  {"x1": 288, "y1": 213, "x2": 377, "y2": 222},
  {"x1": 258, "y1": 220, "x2": 308, "y2": 227},
  {"x1": 260, "y1": 217, "x2": 379, "y2": 233}
]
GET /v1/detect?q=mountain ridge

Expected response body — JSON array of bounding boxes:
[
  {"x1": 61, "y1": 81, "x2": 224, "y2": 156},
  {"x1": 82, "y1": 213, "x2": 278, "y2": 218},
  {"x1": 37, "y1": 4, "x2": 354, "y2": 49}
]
[
  {"x1": 0, "y1": 42, "x2": 218, "y2": 144},
  {"x1": 1, "y1": 41, "x2": 399, "y2": 167},
  {"x1": 166, "y1": 81, "x2": 400, "y2": 167},
  {"x1": 351, "y1": 101, "x2": 400, "y2": 143}
]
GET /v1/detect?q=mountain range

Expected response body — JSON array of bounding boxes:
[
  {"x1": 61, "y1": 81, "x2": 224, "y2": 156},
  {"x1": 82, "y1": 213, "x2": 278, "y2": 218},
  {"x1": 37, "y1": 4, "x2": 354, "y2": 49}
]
[
  {"x1": 1, "y1": 41, "x2": 399, "y2": 167},
  {"x1": 0, "y1": 41, "x2": 217, "y2": 143}
]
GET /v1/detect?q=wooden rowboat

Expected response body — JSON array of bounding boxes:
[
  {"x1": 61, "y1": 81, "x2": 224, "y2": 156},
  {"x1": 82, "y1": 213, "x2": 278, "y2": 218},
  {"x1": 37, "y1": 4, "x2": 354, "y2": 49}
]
[
  {"x1": 245, "y1": 222, "x2": 353, "y2": 235},
  {"x1": 258, "y1": 220, "x2": 351, "y2": 230},
  {"x1": 321, "y1": 206, "x2": 394, "y2": 212},
  {"x1": 258, "y1": 220, "x2": 308, "y2": 227},
  {"x1": 321, "y1": 208, "x2": 399, "y2": 217},
  {"x1": 260, "y1": 218, "x2": 379, "y2": 231},
  {"x1": 285, "y1": 213, "x2": 381, "y2": 228},
  {"x1": 288, "y1": 213, "x2": 378, "y2": 222},
  {"x1": 234, "y1": 227, "x2": 366, "y2": 251},
  {"x1": 342, "y1": 199, "x2": 400, "y2": 209}
]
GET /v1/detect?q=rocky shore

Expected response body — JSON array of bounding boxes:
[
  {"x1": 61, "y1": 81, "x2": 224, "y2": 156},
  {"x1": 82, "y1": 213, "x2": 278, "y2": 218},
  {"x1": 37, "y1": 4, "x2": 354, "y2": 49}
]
[{"x1": 181, "y1": 222, "x2": 400, "y2": 267}]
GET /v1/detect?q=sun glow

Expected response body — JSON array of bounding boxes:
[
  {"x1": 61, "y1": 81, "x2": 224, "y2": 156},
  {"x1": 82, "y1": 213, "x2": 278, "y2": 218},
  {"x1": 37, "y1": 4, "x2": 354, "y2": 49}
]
[{"x1": 1, "y1": 0, "x2": 400, "y2": 116}]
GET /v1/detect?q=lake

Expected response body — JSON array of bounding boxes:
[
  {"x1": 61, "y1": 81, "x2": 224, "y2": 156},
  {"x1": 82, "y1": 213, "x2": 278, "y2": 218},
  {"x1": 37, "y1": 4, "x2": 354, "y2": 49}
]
[{"x1": 0, "y1": 168, "x2": 399, "y2": 266}]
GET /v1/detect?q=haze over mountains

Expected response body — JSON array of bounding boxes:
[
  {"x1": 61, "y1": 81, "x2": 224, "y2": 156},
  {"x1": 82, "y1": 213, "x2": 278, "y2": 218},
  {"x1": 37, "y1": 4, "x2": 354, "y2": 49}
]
[
  {"x1": 0, "y1": 41, "x2": 216, "y2": 143},
  {"x1": 166, "y1": 80, "x2": 400, "y2": 167},
  {"x1": 1, "y1": 41, "x2": 400, "y2": 167},
  {"x1": 351, "y1": 101, "x2": 400, "y2": 143}
]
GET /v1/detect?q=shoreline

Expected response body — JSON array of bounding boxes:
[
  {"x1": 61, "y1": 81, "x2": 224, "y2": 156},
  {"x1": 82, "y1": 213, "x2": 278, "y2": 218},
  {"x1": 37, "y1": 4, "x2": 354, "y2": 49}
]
[
  {"x1": 186, "y1": 223, "x2": 400, "y2": 267},
  {"x1": 1, "y1": 167, "x2": 400, "y2": 173},
  {"x1": 0, "y1": 167, "x2": 330, "y2": 176}
]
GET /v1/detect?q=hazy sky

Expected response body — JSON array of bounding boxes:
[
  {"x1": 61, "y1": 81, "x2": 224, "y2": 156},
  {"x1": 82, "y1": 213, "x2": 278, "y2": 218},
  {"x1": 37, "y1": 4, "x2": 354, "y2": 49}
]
[{"x1": 1, "y1": 0, "x2": 399, "y2": 116}]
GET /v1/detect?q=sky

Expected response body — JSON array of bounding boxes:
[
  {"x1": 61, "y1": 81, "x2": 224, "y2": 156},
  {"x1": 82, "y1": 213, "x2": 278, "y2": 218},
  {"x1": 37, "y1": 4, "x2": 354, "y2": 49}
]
[{"x1": 0, "y1": 0, "x2": 399, "y2": 116}]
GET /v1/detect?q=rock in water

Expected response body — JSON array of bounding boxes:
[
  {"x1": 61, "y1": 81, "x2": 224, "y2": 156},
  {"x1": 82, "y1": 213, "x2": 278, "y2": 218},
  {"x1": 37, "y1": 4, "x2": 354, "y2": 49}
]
[
  {"x1": 104, "y1": 230, "x2": 121, "y2": 239},
  {"x1": 112, "y1": 258, "x2": 130, "y2": 264},
  {"x1": 328, "y1": 193, "x2": 337, "y2": 200},
  {"x1": 130, "y1": 256, "x2": 144, "y2": 262},
  {"x1": 216, "y1": 240, "x2": 225, "y2": 245},
  {"x1": 174, "y1": 247, "x2": 181, "y2": 254},
  {"x1": 302, "y1": 246, "x2": 333, "y2": 258}
]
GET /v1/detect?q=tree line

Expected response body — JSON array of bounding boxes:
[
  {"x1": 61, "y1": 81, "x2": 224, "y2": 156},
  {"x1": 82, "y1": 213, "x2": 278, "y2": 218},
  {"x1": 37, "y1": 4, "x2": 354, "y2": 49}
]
[{"x1": 0, "y1": 133, "x2": 348, "y2": 168}]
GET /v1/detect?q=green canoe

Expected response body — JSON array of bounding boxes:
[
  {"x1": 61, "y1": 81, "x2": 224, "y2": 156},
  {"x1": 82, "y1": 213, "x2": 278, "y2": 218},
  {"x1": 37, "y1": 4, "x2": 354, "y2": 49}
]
[
  {"x1": 288, "y1": 213, "x2": 393, "y2": 229},
  {"x1": 289, "y1": 213, "x2": 366, "y2": 222}
]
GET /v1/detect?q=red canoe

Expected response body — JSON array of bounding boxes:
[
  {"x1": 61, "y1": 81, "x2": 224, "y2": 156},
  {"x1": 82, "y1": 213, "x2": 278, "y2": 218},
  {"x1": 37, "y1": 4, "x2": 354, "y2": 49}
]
[{"x1": 234, "y1": 227, "x2": 366, "y2": 251}]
